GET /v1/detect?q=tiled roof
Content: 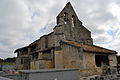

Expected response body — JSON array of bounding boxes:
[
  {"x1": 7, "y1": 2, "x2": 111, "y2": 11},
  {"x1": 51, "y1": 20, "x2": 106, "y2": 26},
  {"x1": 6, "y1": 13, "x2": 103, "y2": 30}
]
[{"x1": 61, "y1": 40, "x2": 117, "y2": 54}]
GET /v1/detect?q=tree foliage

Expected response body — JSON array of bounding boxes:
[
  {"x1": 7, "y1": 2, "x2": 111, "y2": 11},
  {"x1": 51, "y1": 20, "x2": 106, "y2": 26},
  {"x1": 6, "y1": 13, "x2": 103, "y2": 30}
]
[{"x1": 0, "y1": 57, "x2": 16, "y2": 62}]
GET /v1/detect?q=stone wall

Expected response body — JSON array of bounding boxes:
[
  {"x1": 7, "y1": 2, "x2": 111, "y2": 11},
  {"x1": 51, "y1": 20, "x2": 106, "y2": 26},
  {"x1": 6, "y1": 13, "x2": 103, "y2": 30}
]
[
  {"x1": 61, "y1": 45, "x2": 101, "y2": 77},
  {"x1": 81, "y1": 52, "x2": 117, "y2": 77},
  {"x1": 61, "y1": 43, "x2": 84, "y2": 69},
  {"x1": 109, "y1": 54, "x2": 117, "y2": 66},
  {"x1": 81, "y1": 52, "x2": 102, "y2": 77},
  {"x1": 30, "y1": 60, "x2": 53, "y2": 70},
  {"x1": 47, "y1": 32, "x2": 54, "y2": 48},
  {"x1": 29, "y1": 35, "x2": 47, "y2": 52},
  {"x1": 56, "y1": 2, "x2": 93, "y2": 45},
  {"x1": 39, "y1": 36, "x2": 46, "y2": 50},
  {"x1": 16, "y1": 56, "x2": 30, "y2": 70},
  {"x1": 54, "y1": 50, "x2": 64, "y2": 68}
]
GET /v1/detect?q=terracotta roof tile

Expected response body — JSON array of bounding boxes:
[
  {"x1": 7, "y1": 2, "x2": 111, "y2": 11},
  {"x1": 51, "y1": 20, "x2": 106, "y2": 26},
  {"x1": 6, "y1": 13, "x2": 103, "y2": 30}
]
[{"x1": 62, "y1": 40, "x2": 117, "y2": 54}]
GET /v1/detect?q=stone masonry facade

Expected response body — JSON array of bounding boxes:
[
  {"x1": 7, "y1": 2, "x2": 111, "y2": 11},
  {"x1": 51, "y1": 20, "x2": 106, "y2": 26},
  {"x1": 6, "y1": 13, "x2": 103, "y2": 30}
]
[{"x1": 14, "y1": 2, "x2": 117, "y2": 77}]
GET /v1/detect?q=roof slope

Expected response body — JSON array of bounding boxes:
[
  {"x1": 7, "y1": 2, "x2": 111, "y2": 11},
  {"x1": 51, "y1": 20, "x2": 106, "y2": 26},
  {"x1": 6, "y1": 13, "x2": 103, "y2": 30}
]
[
  {"x1": 61, "y1": 40, "x2": 117, "y2": 54},
  {"x1": 57, "y1": 2, "x2": 77, "y2": 17},
  {"x1": 14, "y1": 46, "x2": 28, "y2": 53}
]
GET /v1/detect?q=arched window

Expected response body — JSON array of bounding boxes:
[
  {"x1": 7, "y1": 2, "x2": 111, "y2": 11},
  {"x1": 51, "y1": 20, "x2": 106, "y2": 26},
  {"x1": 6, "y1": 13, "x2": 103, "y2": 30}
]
[
  {"x1": 64, "y1": 12, "x2": 68, "y2": 24},
  {"x1": 71, "y1": 15, "x2": 76, "y2": 27}
]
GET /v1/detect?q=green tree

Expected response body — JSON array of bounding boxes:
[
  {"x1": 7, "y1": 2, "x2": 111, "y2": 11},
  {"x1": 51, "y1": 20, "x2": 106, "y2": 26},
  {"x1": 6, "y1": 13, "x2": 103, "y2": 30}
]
[{"x1": 4, "y1": 57, "x2": 16, "y2": 62}]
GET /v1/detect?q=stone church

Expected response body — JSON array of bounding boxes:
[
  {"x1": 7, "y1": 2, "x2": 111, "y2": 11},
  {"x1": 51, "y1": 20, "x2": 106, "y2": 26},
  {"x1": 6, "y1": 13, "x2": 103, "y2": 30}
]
[{"x1": 14, "y1": 2, "x2": 117, "y2": 77}]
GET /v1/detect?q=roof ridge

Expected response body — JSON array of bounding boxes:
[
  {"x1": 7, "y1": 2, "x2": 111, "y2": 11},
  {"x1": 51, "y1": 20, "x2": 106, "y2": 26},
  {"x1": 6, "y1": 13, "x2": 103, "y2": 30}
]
[{"x1": 61, "y1": 40, "x2": 117, "y2": 54}]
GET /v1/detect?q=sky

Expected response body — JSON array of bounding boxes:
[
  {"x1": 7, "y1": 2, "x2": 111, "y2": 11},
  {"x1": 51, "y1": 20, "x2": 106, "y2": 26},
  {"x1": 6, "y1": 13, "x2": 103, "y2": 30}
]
[{"x1": 0, "y1": 0, "x2": 120, "y2": 59}]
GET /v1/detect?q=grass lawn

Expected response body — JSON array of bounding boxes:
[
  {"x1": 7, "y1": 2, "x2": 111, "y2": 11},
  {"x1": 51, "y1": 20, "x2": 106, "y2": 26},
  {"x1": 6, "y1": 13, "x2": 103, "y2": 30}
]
[{"x1": 0, "y1": 62, "x2": 15, "y2": 65}]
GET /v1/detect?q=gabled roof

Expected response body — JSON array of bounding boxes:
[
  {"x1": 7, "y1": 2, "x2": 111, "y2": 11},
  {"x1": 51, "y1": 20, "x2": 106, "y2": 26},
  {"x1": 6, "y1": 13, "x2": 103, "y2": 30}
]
[
  {"x1": 57, "y1": 2, "x2": 78, "y2": 19},
  {"x1": 61, "y1": 40, "x2": 117, "y2": 54}
]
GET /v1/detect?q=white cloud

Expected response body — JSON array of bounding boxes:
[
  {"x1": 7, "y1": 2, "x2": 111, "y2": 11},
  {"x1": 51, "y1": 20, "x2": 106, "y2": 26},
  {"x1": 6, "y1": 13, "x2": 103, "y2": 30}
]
[
  {"x1": 0, "y1": 0, "x2": 120, "y2": 58},
  {"x1": 0, "y1": 0, "x2": 32, "y2": 58},
  {"x1": 109, "y1": 3, "x2": 120, "y2": 21}
]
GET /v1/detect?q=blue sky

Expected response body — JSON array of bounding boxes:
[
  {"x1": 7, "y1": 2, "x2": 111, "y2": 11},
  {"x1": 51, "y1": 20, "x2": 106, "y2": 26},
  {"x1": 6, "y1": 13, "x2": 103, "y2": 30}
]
[{"x1": 0, "y1": 0, "x2": 120, "y2": 58}]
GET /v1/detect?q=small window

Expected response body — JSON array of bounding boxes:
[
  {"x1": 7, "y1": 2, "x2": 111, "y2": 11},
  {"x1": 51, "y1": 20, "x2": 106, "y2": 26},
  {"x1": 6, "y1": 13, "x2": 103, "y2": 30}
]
[
  {"x1": 71, "y1": 15, "x2": 76, "y2": 27},
  {"x1": 95, "y1": 55, "x2": 109, "y2": 67},
  {"x1": 64, "y1": 12, "x2": 68, "y2": 24}
]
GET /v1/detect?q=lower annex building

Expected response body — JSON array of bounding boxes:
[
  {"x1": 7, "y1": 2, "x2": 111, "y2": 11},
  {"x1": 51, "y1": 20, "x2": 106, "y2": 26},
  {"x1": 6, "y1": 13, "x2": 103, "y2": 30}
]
[{"x1": 14, "y1": 2, "x2": 117, "y2": 77}]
